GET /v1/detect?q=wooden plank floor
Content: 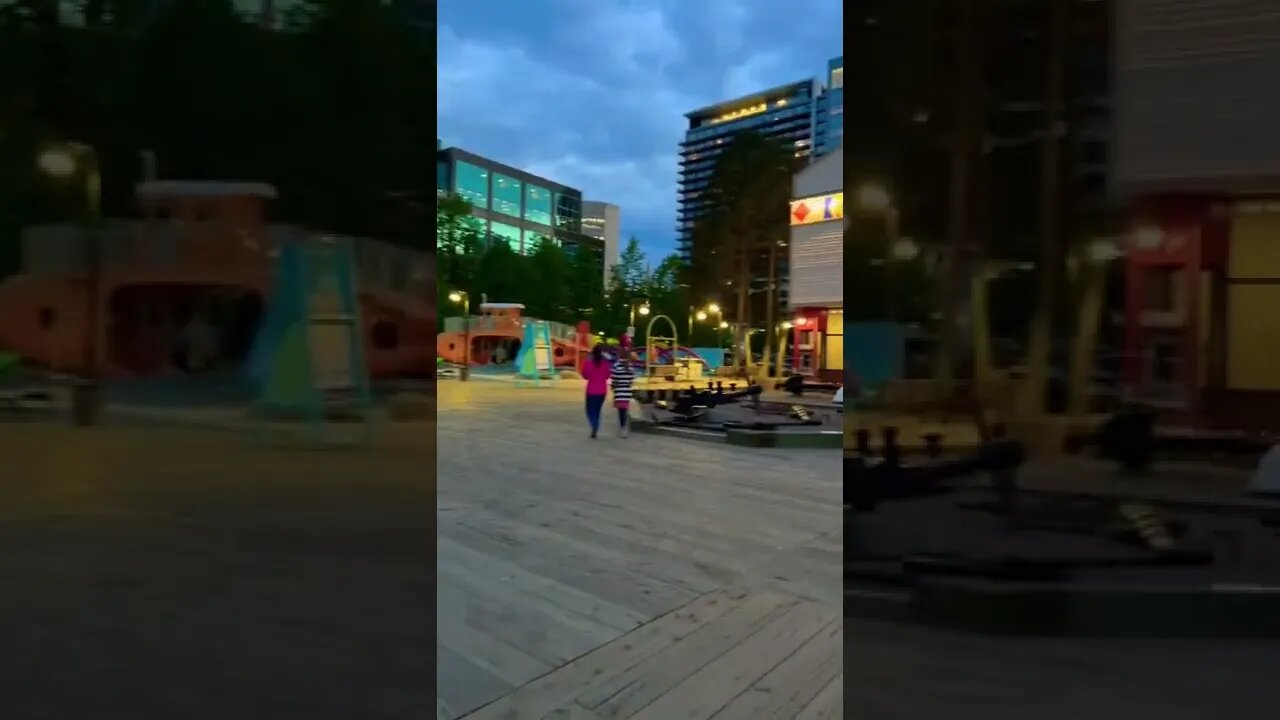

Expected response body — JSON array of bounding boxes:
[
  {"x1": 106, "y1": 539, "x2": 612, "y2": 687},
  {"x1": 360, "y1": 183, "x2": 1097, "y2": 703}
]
[
  {"x1": 437, "y1": 382, "x2": 843, "y2": 719},
  {"x1": 462, "y1": 588, "x2": 841, "y2": 720}
]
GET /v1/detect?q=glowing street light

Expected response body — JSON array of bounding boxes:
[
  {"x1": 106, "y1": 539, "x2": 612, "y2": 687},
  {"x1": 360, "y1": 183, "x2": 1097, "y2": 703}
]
[
  {"x1": 695, "y1": 310, "x2": 708, "y2": 321},
  {"x1": 450, "y1": 290, "x2": 471, "y2": 381},
  {"x1": 855, "y1": 183, "x2": 893, "y2": 212},
  {"x1": 36, "y1": 142, "x2": 101, "y2": 426},
  {"x1": 891, "y1": 237, "x2": 920, "y2": 261},
  {"x1": 37, "y1": 148, "x2": 77, "y2": 178}
]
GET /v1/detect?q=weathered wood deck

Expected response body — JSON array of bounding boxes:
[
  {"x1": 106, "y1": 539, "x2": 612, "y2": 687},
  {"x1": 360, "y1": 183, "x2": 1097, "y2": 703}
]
[{"x1": 437, "y1": 382, "x2": 843, "y2": 719}]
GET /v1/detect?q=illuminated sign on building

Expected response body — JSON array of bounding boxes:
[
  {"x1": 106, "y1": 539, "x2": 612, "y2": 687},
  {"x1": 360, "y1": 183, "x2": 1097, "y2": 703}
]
[
  {"x1": 789, "y1": 192, "x2": 844, "y2": 226},
  {"x1": 711, "y1": 103, "x2": 767, "y2": 124}
]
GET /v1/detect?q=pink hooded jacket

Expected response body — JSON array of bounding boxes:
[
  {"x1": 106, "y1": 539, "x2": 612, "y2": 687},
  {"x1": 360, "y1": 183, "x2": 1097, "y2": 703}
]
[{"x1": 581, "y1": 357, "x2": 612, "y2": 395}]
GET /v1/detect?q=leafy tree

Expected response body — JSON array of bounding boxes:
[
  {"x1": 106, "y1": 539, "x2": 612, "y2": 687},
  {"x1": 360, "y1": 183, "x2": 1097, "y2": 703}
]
[
  {"x1": 565, "y1": 243, "x2": 604, "y2": 324},
  {"x1": 435, "y1": 192, "x2": 481, "y2": 288},
  {"x1": 523, "y1": 236, "x2": 571, "y2": 321},
  {"x1": 690, "y1": 131, "x2": 793, "y2": 372}
]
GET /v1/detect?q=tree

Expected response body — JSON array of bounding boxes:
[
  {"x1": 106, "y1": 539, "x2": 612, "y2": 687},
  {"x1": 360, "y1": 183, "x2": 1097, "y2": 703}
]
[
  {"x1": 523, "y1": 236, "x2": 571, "y2": 322},
  {"x1": 566, "y1": 244, "x2": 605, "y2": 325},
  {"x1": 691, "y1": 131, "x2": 792, "y2": 372},
  {"x1": 1019, "y1": 0, "x2": 1071, "y2": 416},
  {"x1": 435, "y1": 192, "x2": 481, "y2": 288},
  {"x1": 614, "y1": 236, "x2": 648, "y2": 293}
]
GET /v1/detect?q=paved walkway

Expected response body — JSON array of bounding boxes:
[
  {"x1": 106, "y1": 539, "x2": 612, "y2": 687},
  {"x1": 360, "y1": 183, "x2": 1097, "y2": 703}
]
[
  {"x1": 0, "y1": 423, "x2": 433, "y2": 719},
  {"x1": 436, "y1": 381, "x2": 843, "y2": 719}
]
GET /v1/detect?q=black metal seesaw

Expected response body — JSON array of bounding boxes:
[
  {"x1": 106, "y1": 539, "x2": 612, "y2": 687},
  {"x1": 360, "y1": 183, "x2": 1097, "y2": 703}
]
[
  {"x1": 847, "y1": 425, "x2": 1213, "y2": 584},
  {"x1": 640, "y1": 382, "x2": 764, "y2": 426},
  {"x1": 845, "y1": 426, "x2": 1026, "y2": 513}
]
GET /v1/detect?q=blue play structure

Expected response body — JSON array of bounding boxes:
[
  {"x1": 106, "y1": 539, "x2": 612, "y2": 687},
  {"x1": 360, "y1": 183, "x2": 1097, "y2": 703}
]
[
  {"x1": 845, "y1": 322, "x2": 905, "y2": 397},
  {"x1": 247, "y1": 239, "x2": 373, "y2": 443},
  {"x1": 514, "y1": 319, "x2": 556, "y2": 387}
]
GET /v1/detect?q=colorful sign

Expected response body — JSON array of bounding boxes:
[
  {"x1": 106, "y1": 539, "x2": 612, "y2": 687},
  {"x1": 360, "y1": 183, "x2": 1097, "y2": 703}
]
[{"x1": 790, "y1": 192, "x2": 844, "y2": 226}]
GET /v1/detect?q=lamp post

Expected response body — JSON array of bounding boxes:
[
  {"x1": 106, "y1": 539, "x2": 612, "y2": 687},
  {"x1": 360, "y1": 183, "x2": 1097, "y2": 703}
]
[
  {"x1": 448, "y1": 290, "x2": 470, "y2": 381},
  {"x1": 687, "y1": 302, "x2": 721, "y2": 345},
  {"x1": 1067, "y1": 237, "x2": 1122, "y2": 415},
  {"x1": 37, "y1": 143, "x2": 101, "y2": 426},
  {"x1": 629, "y1": 299, "x2": 650, "y2": 337},
  {"x1": 776, "y1": 319, "x2": 793, "y2": 379}
]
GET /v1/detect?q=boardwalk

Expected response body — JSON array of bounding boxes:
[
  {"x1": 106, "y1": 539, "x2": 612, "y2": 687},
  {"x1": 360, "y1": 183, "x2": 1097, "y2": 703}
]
[
  {"x1": 0, "y1": 421, "x2": 433, "y2": 719},
  {"x1": 436, "y1": 381, "x2": 843, "y2": 719}
]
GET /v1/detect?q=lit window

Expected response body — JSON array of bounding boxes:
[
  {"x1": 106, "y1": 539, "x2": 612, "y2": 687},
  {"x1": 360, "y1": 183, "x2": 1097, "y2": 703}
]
[
  {"x1": 454, "y1": 161, "x2": 489, "y2": 209},
  {"x1": 492, "y1": 174, "x2": 522, "y2": 218},
  {"x1": 490, "y1": 221, "x2": 521, "y2": 252},
  {"x1": 524, "y1": 184, "x2": 552, "y2": 225}
]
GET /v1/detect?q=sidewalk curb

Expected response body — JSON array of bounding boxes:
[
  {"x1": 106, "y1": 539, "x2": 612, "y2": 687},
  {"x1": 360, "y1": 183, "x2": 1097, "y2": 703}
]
[
  {"x1": 910, "y1": 577, "x2": 1280, "y2": 637},
  {"x1": 1015, "y1": 486, "x2": 1280, "y2": 519},
  {"x1": 847, "y1": 575, "x2": 1280, "y2": 637}
]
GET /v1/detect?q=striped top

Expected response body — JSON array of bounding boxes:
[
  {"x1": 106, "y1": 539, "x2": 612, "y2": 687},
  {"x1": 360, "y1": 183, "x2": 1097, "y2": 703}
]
[{"x1": 610, "y1": 361, "x2": 635, "y2": 401}]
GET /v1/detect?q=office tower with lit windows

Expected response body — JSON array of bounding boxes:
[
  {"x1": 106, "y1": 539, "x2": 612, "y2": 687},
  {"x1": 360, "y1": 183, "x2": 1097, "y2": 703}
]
[
  {"x1": 677, "y1": 79, "x2": 818, "y2": 260},
  {"x1": 435, "y1": 145, "x2": 604, "y2": 272},
  {"x1": 813, "y1": 56, "x2": 843, "y2": 159}
]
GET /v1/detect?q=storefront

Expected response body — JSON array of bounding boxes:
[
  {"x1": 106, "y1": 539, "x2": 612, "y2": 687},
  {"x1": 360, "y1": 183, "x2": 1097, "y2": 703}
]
[{"x1": 787, "y1": 147, "x2": 843, "y2": 382}]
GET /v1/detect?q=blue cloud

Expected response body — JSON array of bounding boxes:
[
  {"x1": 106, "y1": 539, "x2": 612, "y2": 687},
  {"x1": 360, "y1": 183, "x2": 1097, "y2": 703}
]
[{"x1": 437, "y1": 0, "x2": 842, "y2": 262}]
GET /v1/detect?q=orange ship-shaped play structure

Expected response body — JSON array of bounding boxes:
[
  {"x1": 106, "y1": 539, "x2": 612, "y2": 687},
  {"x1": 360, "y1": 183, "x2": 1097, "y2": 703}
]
[
  {"x1": 0, "y1": 181, "x2": 432, "y2": 379},
  {"x1": 437, "y1": 303, "x2": 586, "y2": 368}
]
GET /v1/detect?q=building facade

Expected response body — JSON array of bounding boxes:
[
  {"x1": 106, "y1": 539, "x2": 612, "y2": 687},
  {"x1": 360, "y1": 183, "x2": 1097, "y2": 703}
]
[
  {"x1": 788, "y1": 148, "x2": 844, "y2": 383},
  {"x1": 813, "y1": 56, "x2": 843, "y2": 160},
  {"x1": 1114, "y1": 0, "x2": 1280, "y2": 427},
  {"x1": 435, "y1": 146, "x2": 604, "y2": 271},
  {"x1": 677, "y1": 79, "x2": 818, "y2": 260},
  {"x1": 581, "y1": 201, "x2": 620, "y2": 285}
]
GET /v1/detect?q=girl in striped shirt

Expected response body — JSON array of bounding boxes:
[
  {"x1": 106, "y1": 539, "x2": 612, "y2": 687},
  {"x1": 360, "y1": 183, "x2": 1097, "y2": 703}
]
[{"x1": 610, "y1": 353, "x2": 636, "y2": 438}]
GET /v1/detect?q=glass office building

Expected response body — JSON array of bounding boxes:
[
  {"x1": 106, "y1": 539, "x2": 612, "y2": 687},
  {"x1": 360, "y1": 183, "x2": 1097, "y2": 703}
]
[
  {"x1": 435, "y1": 146, "x2": 603, "y2": 268},
  {"x1": 813, "y1": 56, "x2": 843, "y2": 159},
  {"x1": 677, "y1": 80, "x2": 818, "y2": 260}
]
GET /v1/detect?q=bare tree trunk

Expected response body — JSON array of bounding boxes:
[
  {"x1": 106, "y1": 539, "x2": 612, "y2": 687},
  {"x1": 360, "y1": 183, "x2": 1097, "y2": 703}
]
[
  {"x1": 936, "y1": 0, "x2": 979, "y2": 400},
  {"x1": 1020, "y1": 0, "x2": 1071, "y2": 417},
  {"x1": 1068, "y1": 253, "x2": 1106, "y2": 415},
  {"x1": 735, "y1": 236, "x2": 750, "y2": 373},
  {"x1": 763, "y1": 237, "x2": 778, "y2": 380}
]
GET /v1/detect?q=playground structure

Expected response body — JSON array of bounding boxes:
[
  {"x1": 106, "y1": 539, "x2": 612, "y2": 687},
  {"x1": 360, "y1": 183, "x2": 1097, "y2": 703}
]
[
  {"x1": 246, "y1": 238, "x2": 375, "y2": 444},
  {"x1": 436, "y1": 303, "x2": 715, "y2": 380},
  {"x1": 436, "y1": 304, "x2": 581, "y2": 369},
  {"x1": 0, "y1": 181, "x2": 431, "y2": 381},
  {"x1": 513, "y1": 319, "x2": 557, "y2": 386}
]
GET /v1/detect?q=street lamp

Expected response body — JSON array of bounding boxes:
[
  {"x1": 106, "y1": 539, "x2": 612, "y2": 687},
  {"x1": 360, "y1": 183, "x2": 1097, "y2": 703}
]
[
  {"x1": 687, "y1": 302, "x2": 723, "y2": 344},
  {"x1": 37, "y1": 142, "x2": 101, "y2": 426},
  {"x1": 629, "y1": 299, "x2": 650, "y2": 330},
  {"x1": 448, "y1": 290, "x2": 470, "y2": 381}
]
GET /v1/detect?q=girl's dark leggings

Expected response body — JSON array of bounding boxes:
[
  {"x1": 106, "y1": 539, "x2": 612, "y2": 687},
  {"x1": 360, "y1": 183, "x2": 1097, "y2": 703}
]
[
  {"x1": 585, "y1": 393, "x2": 606, "y2": 431},
  {"x1": 617, "y1": 408, "x2": 629, "y2": 427}
]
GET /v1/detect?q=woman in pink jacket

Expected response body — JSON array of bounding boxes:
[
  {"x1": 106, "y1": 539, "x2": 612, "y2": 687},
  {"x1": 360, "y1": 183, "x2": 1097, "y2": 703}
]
[{"x1": 581, "y1": 344, "x2": 612, "y2": 438}]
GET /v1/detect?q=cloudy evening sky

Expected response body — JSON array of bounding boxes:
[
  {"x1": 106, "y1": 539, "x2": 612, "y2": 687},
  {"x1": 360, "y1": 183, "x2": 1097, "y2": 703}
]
[{"x1": 437, "y1": 0, "x2": 843, "y2": 262}]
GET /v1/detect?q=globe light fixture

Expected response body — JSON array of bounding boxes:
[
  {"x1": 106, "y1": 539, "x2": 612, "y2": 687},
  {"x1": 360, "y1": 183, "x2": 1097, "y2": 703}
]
[{"x1": 36, "y1": 148, "x2": 77, "y2": 178}]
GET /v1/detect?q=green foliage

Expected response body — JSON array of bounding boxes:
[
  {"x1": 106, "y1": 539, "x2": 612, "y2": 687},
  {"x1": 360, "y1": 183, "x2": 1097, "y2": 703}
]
[
  {"x1": 0, "y1": 0, "x2": 433, "y2": 256},
  {"x1": 686, "y1": 131, "x2": 794, "y2": 366}
]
